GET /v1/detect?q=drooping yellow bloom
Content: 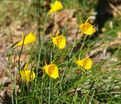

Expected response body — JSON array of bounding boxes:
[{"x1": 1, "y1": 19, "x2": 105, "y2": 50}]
[
  {"x1": 48, "y1": 0, "x2": 63, "y2": 15},
  {"x1": 52, "y1": 33, "x2": 66, "y2": 49},
  {"x1": 14, "y1": 32, "x2": 36, "y2": 47},
  {"x1": 75, "y1": 57, "x2": 93, "y2": 70},
  {"x1": 43, "y1": 63, "x2": 59, "y2": 79},
  {"x1": 20, "y1": 63, "x2": 35, "y2": 82},
  {"x1": 80, "y1": 18, "x2": 96, "y2": 35}
]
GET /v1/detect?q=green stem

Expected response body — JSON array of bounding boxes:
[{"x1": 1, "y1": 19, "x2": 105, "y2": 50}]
[
  {"x1": 69, "y1": 29, "x2": 79, "y2": 58},
  {"x1": 18, "y1": 35, "x2": 25, "y2": 69},
  {"x1": 78, "y1": 35, "x2": 87, "y2": 58},
  {"x1": 41, "y1": 80, "x2": 43, "y2": 104},
  {"x1": 44, "y1": 14, "x2": 49, "y2": 35},
  {"x1": 36, "y1": 0, "x2": 41, "y2": 44},
  {"x1": 59, "y1": 61, "x2": 68, "y2": 90},
  {"x1": 8, "y1": 50, "x2": 15, "y2": 104},
  {"x1": 48, "y1": 78, "x2": 51, "y2": 104},
  {"x1": 82, "y1": 91, "x2": 90, "y2": 104}
]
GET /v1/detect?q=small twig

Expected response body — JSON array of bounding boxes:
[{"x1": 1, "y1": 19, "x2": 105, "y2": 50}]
[
  {"x1": 8, "y1": 26, "x2": 14, "y2": 45},
  {"x1": 89, "y1": 39, "x2": 121, "y2": 57},
  {"x1": 18, "y1": 35, "x2": 25, "y2": 70},
  {"x1": 109, "y1": 3, "x2": 121, "y2": 16}
]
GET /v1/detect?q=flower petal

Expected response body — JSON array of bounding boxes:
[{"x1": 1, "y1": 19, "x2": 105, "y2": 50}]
[
  {"x1": 48, "y1": 0, "x2": 63, "y2": 14},
  {"x1": 20, "y1": 70, "x2": 35, "y2": 82},
  {"x1": 52, "y1": 35, "x2": 66, "y2": 49},
  {"x1": 14, "y1": 32, "x2": 36, "y2": 47},
  {"x1": 44, "y1": 64, "x2": 59, "y2": 79},
  {"x1": 76, "y1": 57, "x2": 93, "y2": 70},
  {"x1": 80, "y1": 18, "x2": 96, "y2": 35}
]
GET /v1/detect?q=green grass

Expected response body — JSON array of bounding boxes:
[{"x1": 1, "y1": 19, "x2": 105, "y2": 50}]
[{"x1": 0, "y1": 0, "x2": 121, "y2": 104}]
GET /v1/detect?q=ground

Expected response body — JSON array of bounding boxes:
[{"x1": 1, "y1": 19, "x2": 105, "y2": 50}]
[{"x1": 0, "y1": 0, "x2": 121, "y2": 104}]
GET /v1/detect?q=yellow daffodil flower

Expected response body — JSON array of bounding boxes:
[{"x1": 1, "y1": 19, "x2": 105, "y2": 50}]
[
  {"x1": 80, "y1": 18, "x2": 96, "y2": 35},
  {"x1": 14, "y1": 32, "x2": 36, "y2": 47},
  {"x1": 75, "y1": 57, "x2": 93, "y2": 70},
  {"x1": 43, "y1": 63, "x2": 59, "y2": 79},
  {"x1": 52, "y1": 32, "x2": 66, "y2": 49},
  {"x1": 20, "y1": 63, "x2": 35, "y2": 82},
  {"x1": 48, "y1": 0, "x2": 63, "y2": 15}
]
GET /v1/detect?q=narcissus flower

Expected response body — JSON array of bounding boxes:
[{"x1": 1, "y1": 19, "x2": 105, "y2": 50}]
[
  {"x1": 43, "y1": 63, "x2": 59, "y2": 79},
  {"x1": 14, "y1": 32, "x2": 36, "y2": 47},
  {"x1": 20, "y1": 63, "x2": 35, "y2": 82},
  {"x1": 48, "y1": 0, "x2": 63, "y2": 15},
  {"x1": 52, "y1": 32, "x2": 66, "y2": 49},
  {"x1": 80, "y1": 18, "x2": 96, "y2": 35},
  {"x1": 75, "y1": 57, "x2": 93, "y2": 70}
]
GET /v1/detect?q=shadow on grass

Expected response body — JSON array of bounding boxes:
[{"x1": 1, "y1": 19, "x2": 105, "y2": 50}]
[
  {"x1": 94, "y1": 0, "x2": 113, "y2": 32},
  {"x1": 79, "y1": 0, "x2": 113, "y2": 32}
]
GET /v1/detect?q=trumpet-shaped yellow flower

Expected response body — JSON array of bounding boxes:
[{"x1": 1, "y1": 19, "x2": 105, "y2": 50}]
[
  {"x1": 75, "y1": 57, "x2": 93, "y2": 70},
  {"x1": 20, "y1": 63, "x2": 35, "y2": 82},
  {"x1": 44, "y1": 63, "x2": 59, "y2": 79},
  {"x1": 48, "y1": 0, "x2": 63, "y2": 15},
  {"x1": 80, "y1": 18, "x2": 96, "y2": 35},
  {"x1": 14, "y1": 32, "x2": 36, "y2": 47},
  {"x1": 52, "y1": 33, "x2": 66, "y2": 49}
]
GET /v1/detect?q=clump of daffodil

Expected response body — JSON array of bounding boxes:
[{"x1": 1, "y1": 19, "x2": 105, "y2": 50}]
[
  {"x1": 20, "y1": 63, "x2": 35, "y2": 82},
  {"x1": 75, "y1": 57, "x2": 93, "y2": 70},
  {"x1": 43, "y1": 63, "x2": 59, "y2": 79},
  {"x1": 52, "y1": 32, "x2": 66, "y2": 49},
  {"x1": 80, "y1": 17, "x2": 96, "y2": 35},
  {"x1": 13, "y1": 32, "x2": 36, "y2": 48},
  {"x1": 48, "y1": 0, "x2": 63, "y2": 15}
]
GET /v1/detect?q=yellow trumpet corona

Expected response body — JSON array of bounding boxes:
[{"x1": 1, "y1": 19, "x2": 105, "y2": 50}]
[
  {"x1": 80, "y1": 18, "x2": 96, "y2": 35},
  {"x1": 75, "y1": 57, "x2": 93, "y2": 70},
  {"x1": 52, "y1": 33, "x2": 66, "y2": 49},
  {"x1": 20, "y1": 63, "x2": 35, "y2": 82},
  {"x1": 44, "y1": 63, "x2": 59, "y2": 79},
  {"x1": 14, "y1": 32, "x2": 36, "y2": 47},
  {"x1": 48, "y1": 0, "x2": 63, "y2": 15}
]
